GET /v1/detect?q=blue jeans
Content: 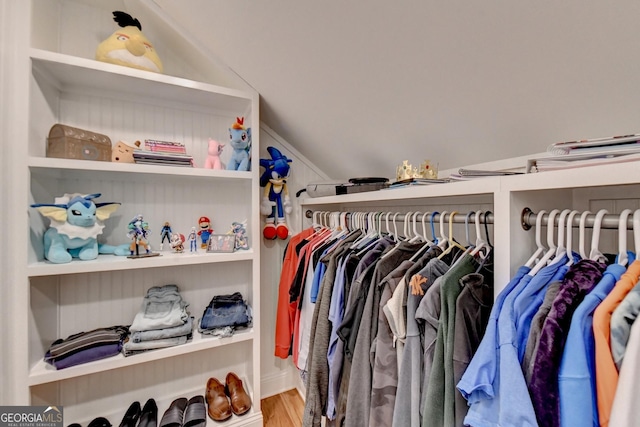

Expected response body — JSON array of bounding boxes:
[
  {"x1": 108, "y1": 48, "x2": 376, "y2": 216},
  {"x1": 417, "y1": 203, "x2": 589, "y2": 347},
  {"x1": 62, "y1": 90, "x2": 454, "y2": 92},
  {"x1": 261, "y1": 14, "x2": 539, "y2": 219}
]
[
  {"x1": 199, "y1": 293, "x2": 252, "y2": 330},
  {"x1": 130, "y1": 284, "x2": 189, "y2": 332}
]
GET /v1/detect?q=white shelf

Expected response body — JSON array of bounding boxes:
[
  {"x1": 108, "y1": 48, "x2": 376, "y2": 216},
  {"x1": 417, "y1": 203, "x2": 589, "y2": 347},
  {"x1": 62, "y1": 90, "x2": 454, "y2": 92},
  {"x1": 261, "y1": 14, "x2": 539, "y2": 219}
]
[
  {"x1": 27, "y1": 249, "x2": 254, "y2": 277},
  {"x1": 301, "y1": 177, "x2": 499, "y2": 206},
  {"x1": 30, "y1": 49, "x2": 254, "y2": 110},
  {"x1": 28, "y1": 328, "x2": 256, "y2": 386},
  {"x1": 28, "y1": 157, "x2": 253, "y2": 181}
]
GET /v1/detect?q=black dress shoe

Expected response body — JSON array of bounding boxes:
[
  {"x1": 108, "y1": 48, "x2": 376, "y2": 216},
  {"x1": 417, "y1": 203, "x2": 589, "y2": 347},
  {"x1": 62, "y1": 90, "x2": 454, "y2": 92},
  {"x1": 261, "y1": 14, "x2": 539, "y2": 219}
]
[
  {"x1": 118, "y1": 401, "x2": 141, "y2": 427},
  {"x1": 138, "y1": 399, "x2": 158, "y2": 427},
  {"x1": 87, "y1": 418, "x2": 111, "y2": 427}
]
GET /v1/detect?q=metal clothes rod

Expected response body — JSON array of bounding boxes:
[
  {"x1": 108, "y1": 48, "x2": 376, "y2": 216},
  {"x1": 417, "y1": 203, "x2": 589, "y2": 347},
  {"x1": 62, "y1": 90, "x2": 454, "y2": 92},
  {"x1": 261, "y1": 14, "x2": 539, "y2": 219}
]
[
  {"x1": 521, "y1": 207, "x2": 637, "y2": 230},
  {"x1": 304, "y1": 209, "x2": 494, "y2": 224}
]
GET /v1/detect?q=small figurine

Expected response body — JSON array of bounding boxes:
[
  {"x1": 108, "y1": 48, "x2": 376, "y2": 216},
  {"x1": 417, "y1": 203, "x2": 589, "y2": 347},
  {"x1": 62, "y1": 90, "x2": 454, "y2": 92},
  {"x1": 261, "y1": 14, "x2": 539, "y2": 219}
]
[
  {"x1": 197, "y1": 216, "x2": 213, "y2": 249},
  {"x1": 30, "y1": 193, "x2": 129, "y2": 263},
  {"x1": 96, "y1": 11, "x2": 163, "y2": 73},
  {"x1": 226, "y1": 117, "x2": 251, "y2": 171},
  {"x1": 170, "y1": 233, "x2": 185, "y2": 253},
  {"x1": 127, "y1": 214, "x2": 155, "y2": 257},
  {"x1": 187, "y1": 227, "x2": 198, "y2": 252},
  {"x1": 259, "y1": 146, "x2": 293, "y2": 240},
  {"x1": 160, "y1": 221, "x2": 173, "y2": 250},
  {"x1": 204, "y1": 139, "x2": 225, "y2": 170},
  {"x1": 229, "y1": 221, "x2": 249, "y2": 250}
]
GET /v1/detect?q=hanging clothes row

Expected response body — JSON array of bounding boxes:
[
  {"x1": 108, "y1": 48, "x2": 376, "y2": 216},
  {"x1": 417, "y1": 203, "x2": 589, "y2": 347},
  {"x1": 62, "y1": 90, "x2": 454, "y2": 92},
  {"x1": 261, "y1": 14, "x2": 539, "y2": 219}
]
[
  {"x1": 275, "y1": 209, "x2": 495, "y2": 427},
  {"x1": 459, "y1": 208, "x2": 640, "y2": 427}
]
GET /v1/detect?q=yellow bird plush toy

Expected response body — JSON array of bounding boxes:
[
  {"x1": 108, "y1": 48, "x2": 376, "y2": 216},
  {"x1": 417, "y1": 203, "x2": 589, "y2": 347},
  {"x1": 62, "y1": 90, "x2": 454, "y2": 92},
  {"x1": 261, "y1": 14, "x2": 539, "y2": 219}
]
[{"x1": 96, "y1": 11, "x2": 163, "y2": 74}]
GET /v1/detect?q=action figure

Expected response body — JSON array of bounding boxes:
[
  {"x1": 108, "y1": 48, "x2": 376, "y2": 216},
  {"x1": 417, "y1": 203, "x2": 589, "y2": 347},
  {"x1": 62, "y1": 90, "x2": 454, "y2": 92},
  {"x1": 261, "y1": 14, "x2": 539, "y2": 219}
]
[
  {"x1": 127, "y1": 214, "x2": 153, "y2": 257},
  {"x1": 229, "y1": 221, "x2": 249, "y2": 250},
  {"x1": 197, "y1": 216, "x2": 213, "y2": 249},
  {"x1": 187, "y1": 227, "x2": 197, "y2": 252},
  {"x1": 160, "y1": 221, "x2": 173, "y2": 250},
  {"x1": 170, "y1": 233, "x2": 185, "y2": 253}
]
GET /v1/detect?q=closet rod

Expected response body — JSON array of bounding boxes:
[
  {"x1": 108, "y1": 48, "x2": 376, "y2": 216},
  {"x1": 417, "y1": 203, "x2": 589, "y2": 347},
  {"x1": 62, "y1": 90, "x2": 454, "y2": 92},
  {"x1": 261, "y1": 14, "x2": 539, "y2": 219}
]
[
  {"x1": 304, "y1": 209, "x2": 494, "y2": 224},
  {"x1": 521, "y1": 207, "x2": 636, "y2": 230}
]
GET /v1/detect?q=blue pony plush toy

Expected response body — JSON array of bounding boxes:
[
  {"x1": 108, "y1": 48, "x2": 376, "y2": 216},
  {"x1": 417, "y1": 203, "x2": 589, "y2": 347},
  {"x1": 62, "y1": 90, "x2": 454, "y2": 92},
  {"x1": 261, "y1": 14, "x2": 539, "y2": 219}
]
[
  {"x1": 226, "y1": 117, "x2": 251, "y2": 171},
  {"x1": 260, "y1": 146, "x2": 292, "y2": 240},
  {"x1": 31, "y1": 193, "x2": 129, "y2": 263}
]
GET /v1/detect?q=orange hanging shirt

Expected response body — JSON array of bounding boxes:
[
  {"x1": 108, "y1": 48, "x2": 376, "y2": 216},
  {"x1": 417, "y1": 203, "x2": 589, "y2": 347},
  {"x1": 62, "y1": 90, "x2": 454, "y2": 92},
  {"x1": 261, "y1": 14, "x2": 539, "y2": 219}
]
[{"x1": 592, "y1": 259, "x2": 640, "y2": 427}]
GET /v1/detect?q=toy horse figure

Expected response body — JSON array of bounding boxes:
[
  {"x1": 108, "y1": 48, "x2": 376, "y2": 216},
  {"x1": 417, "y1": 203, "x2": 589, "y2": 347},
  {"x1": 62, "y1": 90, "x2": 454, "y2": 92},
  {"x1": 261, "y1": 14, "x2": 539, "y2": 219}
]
[
  {"x1": 204, "y1": 138, "x2": 225, "y2": 170},
  {"x1": 226, "y1": 117, "x2": 251, "y2": 171},
  {"x1": 31, "y1": 193, "x2": 129, "y2": 263}
]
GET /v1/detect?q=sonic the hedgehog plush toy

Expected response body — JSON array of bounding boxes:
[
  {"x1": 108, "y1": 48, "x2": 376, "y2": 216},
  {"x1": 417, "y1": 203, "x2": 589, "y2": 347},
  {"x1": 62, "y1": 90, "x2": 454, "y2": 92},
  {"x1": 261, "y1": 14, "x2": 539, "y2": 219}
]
[
  {"x1": 260, "y1": 147, "x2": 292, "y2": 240},
  {"x1": 96, "y1": 11, "x2": 163, "y2": 73}
]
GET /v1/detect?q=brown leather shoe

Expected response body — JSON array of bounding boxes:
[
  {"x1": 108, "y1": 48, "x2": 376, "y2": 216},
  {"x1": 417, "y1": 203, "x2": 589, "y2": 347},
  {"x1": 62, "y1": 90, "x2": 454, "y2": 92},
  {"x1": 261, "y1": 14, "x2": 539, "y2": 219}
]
[
  {"x1": 205, "y1": 377, "x2": 232, "y2": 421},
  {"x1": 225, "y1": 372, "x2": 252, "y2": 416}
]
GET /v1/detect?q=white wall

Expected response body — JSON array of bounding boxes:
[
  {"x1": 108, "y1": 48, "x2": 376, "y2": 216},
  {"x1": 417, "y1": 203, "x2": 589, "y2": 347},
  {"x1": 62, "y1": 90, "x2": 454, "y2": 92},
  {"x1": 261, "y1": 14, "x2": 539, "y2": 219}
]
[{"x1": 258, "y1": 123, "x2": 330, "y2": 397}]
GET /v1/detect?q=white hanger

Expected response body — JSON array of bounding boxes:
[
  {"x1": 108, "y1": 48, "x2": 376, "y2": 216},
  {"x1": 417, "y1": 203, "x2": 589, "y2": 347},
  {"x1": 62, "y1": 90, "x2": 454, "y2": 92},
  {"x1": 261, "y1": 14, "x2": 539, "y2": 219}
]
[
  {"x1": 547, "y1": 209, "x2": 571, "y2": 266},
  {"x1": 403, "y1": 212, "x2": 413, "y2": 240},
  {"x1": 589, "y1": 209, "x2": 608, "y2": 263},
  {"x1": 565, "y1": 210, "x2": 580, "y2": 266},
  {"x1": 634, "y1": 210, "x2": 640, "y2": 256},
  {"x1": 578, "y1": 210, "x2": 592, "y2": 260},
  {"x1": 617, "y1": 209, "x2": 633, "y2": 266},
  {"x1": 437, "y1": 211, "x2": 449, "y2": 250},
  {"x1": 438, "y1": 211, "x2": 468, "y2": 260},
  {"x1": 409, "y1": 212, "x2": 424, "y2": 243},
  {"x1": 471, "y1": 210, "x2": 489, "y2": 257},
  {"x1": 525, "y1": 210, "x2": 548, "y2": 267},
  {"x1": 465, "y1": 211, "x2": 476, "y2": 247},
  {"x1": 529, "y1": 209, "x2": 560, "y2": 275},
  {"x1": 392, "y1": 212, "x2": 401, "y2": 242}
]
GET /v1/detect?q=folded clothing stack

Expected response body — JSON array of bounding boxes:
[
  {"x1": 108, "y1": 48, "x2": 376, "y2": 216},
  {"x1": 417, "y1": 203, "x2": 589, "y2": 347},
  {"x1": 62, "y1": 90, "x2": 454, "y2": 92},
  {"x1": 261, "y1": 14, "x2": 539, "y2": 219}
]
[
  {"x1": 198, "y1": 292, "x2": 252, "y2": 337},
  {"x1": 44, "y1": 325, "x2": 129, "y2": 369},
  {"x1": 124, "y1": 284, "x2": 193, "y2": 357}
]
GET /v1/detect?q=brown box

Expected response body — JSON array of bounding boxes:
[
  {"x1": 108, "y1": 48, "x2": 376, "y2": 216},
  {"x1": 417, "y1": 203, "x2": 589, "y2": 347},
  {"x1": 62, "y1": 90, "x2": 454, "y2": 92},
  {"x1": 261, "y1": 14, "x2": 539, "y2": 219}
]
[{"x1": 46, "y1": 124, "x2": 112, "y2": 162}]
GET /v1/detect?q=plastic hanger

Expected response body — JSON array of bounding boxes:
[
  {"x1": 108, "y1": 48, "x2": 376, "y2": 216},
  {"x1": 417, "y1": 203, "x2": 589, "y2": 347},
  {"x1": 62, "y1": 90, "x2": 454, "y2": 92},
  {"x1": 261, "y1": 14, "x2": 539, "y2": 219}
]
[
  {"x1": 438, "y1": 211, "x2": 468, "y2": 259},
  {"x1": 465, "y1": 211, "x2": 476, "y2": 247},
  {"x1": 546, "y1": 209, "x2": 571, "y2": 266},
  {"x1": 565, "y1": 210, "x2": 580, "y2": 266},
  {"x1": 525, "y1": 210, "x2": 548, "y2": 267},
  {"x1": 529, "y1": 209, "x2": 560, "y2": 275},
  {"x1": 483, "y1": 211, "x2": 493, "y2": 250},
  {"x1": 578, "y1": 210, "x2": 592, "y2": 260},
  {"x1": 588, "y1": 209, "x2": 608, "y2": 263},
  {"x1": 617, "y1": 209, "x2": 633, "y2": 266},
  {"x1": 409, "y1": 212, "x2": 424, "y2": 243},
  {"x1": 403, "y1": 212, "x2": 413, "y2": 240},
  {"x1": 437, "y1": 211, "x2": 449, "y2": 250},
  {"x1": 470, "y1": 210, "x2": 489, "y2": 257},
  {"x1": 634, "y1": 210, "x2": 640, "y2": 257}
]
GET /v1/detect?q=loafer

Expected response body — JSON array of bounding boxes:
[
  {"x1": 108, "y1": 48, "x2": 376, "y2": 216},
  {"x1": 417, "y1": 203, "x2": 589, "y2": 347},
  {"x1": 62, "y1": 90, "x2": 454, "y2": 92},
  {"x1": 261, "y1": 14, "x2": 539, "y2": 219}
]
[
  {"x1": 183, "y1": 395, "x2": 206, "y2": 427},
  {"x1": 205, "y1": 377, "x2": 232, "y2": 421},
  {"x1": 88, "y1": 418, "x2": 111, "y2": 427},
  {"x1": 225, "y1": 372, "x2": 251, "y2": 416},
  {"x1": 118, "y1": 401, "x2": 141, "y2": 427}
]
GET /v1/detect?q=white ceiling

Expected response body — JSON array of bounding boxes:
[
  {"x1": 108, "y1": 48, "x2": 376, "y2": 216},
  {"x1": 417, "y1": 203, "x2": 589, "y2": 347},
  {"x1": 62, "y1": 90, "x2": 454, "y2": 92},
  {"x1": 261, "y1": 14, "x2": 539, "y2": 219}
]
[{"x1": 153, "y1": 0, "x2": 640, "y2": 180}]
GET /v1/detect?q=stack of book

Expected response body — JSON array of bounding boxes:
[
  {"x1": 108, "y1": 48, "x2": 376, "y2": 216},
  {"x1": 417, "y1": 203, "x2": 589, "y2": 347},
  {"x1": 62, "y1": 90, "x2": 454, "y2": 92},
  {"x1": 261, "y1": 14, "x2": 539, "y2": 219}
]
[
  {"x1": 133, "y1": 139, "x2": 194, "y2": 167},
  {"x1": 528, "y1": 134, "x2": 640, "y2": 173},
  {"x1": 448, "y1": 169, "x2": 523, "y2": 181}
]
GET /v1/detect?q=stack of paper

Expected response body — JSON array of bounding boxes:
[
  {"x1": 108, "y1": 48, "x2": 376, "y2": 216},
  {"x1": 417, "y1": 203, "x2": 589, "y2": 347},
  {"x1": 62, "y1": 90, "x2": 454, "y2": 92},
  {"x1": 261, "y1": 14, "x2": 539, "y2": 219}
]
[{"x1": 528, "y1": 133, "x2": 640, "y2": 173}]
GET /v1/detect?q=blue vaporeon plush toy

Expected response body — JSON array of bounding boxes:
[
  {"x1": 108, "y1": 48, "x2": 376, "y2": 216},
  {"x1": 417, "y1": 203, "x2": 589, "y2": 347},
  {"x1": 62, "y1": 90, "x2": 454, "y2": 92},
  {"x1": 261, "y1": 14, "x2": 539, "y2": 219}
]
[
  {"x1": 31, "y1": 193, "x2": 129, "y2": 263},
  {"x1": 260, "y1": 146, "x2": 292, "y2": 240},
  {"x1": 226, "y1": 117, "x2": 251, "y2": 171}
]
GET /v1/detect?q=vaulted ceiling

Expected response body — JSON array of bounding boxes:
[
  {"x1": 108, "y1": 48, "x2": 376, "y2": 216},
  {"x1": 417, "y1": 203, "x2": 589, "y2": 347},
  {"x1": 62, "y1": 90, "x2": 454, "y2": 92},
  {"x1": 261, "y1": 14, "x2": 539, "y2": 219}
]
[{"x1": 154, "y1": 0, "x2": 640, "y2": 179}]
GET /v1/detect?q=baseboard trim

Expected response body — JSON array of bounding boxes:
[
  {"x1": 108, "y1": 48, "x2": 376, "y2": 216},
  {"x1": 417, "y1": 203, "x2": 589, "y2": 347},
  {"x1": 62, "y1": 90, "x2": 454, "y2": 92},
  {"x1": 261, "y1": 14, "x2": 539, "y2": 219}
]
[{"x1": 260, "y1": 367, "x2": 300, "y2": 399}]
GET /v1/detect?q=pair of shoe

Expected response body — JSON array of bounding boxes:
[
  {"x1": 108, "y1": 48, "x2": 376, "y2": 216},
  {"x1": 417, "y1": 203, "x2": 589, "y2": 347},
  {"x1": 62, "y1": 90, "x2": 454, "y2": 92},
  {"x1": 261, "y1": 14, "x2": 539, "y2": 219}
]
[
  {"x1": 119, "y1": 399, "x2": 156, "y2": 427},
  {"x1": 158, "y1": 396, "x2": 206, "y2": 427},
  {"x1": 205, "y1": 373, "x2": 252, "y2": 421}
]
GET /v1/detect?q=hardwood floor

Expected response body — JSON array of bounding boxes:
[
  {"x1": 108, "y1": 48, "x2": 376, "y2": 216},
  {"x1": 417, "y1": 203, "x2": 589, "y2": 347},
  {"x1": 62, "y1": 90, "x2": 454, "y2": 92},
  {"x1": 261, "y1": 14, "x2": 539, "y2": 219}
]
[{"x1": 261, "y1": 389, "x2": 304, "y2": 427}]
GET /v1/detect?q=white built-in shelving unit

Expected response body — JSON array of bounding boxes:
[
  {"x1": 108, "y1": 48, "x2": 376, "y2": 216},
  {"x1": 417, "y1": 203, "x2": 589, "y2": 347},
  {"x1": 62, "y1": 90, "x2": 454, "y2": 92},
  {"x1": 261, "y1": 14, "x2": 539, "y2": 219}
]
[
  {"x1": 301, "y1": 160, "x2": 640, "y2": 294},
  {"x1": 2, "y1": 0, "x2": 262, "y2": 426}
]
